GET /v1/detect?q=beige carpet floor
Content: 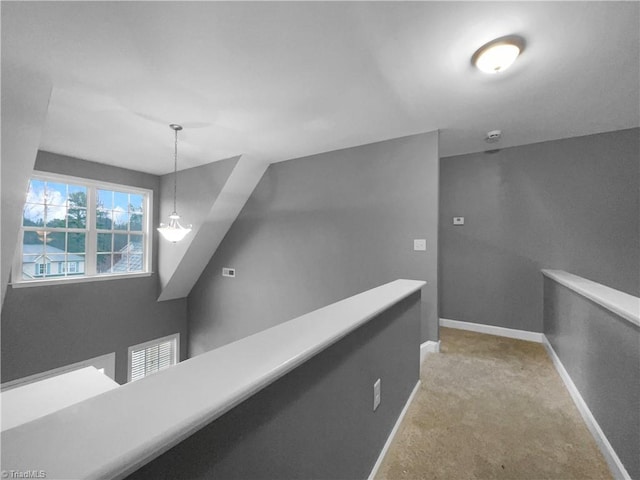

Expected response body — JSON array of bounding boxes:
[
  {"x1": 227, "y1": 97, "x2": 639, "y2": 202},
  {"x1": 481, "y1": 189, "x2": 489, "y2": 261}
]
[{"x1": 375, "y1": 327, "x2": 612, "y2": 480}]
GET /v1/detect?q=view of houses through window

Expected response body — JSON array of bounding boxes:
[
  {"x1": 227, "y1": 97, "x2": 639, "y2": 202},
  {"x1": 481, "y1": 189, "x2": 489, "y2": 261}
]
[
  {"x1": 17, "y1": 175, "x2": 151, "y2": 282},
  {"x1": 95, "y1": 188, "x2": 145, "y2": 274}
]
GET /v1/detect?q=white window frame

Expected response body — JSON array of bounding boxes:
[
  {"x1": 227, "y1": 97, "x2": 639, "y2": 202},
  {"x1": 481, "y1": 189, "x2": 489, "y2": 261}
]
[
  {"x1": 127, "y1": 333, "x2": 180, "y2": 383},
  {"x1": 12, "y1": 172, "x2": 153, "y2": 287}
]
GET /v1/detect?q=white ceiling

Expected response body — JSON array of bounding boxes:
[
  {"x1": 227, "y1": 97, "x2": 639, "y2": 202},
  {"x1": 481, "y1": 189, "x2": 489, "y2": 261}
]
[{"x1": 3, "y1": 1, "x2": 638, "y2": 175}]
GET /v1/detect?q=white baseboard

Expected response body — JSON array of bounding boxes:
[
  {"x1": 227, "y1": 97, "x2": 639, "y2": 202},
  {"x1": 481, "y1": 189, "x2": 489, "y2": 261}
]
[
  {"x1": 423, "y1": 340, "x2": 441, "y2": 354},
  {"x1": 440, "y1": 318, "x2": 544, "y2": 343},
  {"x1": 542, "y1": 336, "x2": 630, "y2": 480},
  {"x1": 420, "y1": 340, "x2": 440, "y2": 374},
  {"x1": 420, "y1": 340, "x2": 440, "y2": 366},
  {"x1": 420, "y1": 341, "x2": 440, "y2": 375},
  {"x1": 368, "y1": 380, "x2": 421, "y2": 480}
]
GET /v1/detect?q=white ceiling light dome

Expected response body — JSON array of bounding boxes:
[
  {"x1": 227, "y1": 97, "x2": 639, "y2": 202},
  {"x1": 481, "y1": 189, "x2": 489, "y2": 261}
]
[{"x1": 472, "y1": 35, "x2": 526, "y2": 74}]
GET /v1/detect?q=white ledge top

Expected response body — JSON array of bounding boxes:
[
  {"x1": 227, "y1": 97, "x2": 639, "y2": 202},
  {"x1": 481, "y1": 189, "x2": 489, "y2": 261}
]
[
  {"x1": 542, "y1": 269, "x2": 639, "y2": 328},
  {"x1": 1, "y1": 279, "x2": 425, "y2": 480},
  {"x1": 1, "y1": 366, "x2": 119, "y2": 432}
]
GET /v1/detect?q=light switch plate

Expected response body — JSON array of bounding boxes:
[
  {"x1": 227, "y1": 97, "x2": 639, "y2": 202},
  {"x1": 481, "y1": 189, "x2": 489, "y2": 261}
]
[
  {"x1": 453, "y1": 217, "x2": 465, "y2": 225},
  {"x1": 222, "y1": 267, "x2": 236, "y2": 277},
  {"x1": 413, "y1": 239, "x2": 426, "y2": 251}
]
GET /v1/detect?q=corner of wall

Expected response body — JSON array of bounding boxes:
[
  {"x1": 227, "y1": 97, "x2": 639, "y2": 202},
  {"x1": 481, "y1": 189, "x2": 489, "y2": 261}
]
[{"x1": 158, "y1": 155, "x2": 268, "y2": 301}]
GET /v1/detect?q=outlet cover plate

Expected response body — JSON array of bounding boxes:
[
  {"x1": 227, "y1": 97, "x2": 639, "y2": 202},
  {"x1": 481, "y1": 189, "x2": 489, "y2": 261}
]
[
  {"x1": 413, "y1": 239, "x2": 427, "y2": 251},
  {"x1": 453, "y1": 217, "x2": 465, "y2": 225}
]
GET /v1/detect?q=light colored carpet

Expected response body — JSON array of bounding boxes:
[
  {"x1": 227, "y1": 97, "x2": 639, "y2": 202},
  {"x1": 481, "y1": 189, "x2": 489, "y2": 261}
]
[{"x1": 375, "y1": 327, "x2": 612, "y2": 480}]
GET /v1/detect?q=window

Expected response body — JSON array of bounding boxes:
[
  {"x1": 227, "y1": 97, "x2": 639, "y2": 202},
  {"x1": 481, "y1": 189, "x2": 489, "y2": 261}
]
[
  {"x1": 128, "y1": 334, "x2": 179, "y2": 382},
  {"x1": 15, "y1": 173, "x2": 151, "y2": 284}
]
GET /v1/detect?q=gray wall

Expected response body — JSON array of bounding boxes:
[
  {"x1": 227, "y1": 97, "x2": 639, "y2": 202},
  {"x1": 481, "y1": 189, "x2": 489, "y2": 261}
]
[
  {"x1": 188, "y1": 131, "x2": 439, "y2": 356},
  {"x1": 440, "y1": 128, "x2": 639, "y2": 332},
  {"x1": 157, "y1": 156, "x2": 239, "y2": 296},
  {"x1": 1, "y1": 151, "x2": 187, "y2": 385},
  {"x1": 128, "y1": 292, "x2": 421, "y2": 480},
  {"x1": 544, "y1": 278, "x2": 640, "y2": 479}
]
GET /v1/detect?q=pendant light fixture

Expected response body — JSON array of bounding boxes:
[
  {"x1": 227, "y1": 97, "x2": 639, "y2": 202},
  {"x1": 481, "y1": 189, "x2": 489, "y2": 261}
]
[{"x1": 158, "y1": 124, "x2": 192, "y2": 243}]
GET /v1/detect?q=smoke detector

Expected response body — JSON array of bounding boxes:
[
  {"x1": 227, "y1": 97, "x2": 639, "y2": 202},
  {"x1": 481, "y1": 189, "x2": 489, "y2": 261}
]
[{"x1": 485, "y1": 130, "x2": 502, "y2": 143}]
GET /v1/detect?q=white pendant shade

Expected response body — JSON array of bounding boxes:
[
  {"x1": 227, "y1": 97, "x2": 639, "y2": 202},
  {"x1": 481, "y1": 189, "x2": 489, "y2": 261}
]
[{"x1": 158, "y1": 213, "x2": 192, "y2": 243}]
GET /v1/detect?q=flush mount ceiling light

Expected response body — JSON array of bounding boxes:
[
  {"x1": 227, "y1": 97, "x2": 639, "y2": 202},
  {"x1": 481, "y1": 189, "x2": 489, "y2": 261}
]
[
  {"x1": 472, "y1": 35, "x2": 525, "y2": 74},
  {"x1": 157, "y1": 124, "x2": 192, "y2": 243}
]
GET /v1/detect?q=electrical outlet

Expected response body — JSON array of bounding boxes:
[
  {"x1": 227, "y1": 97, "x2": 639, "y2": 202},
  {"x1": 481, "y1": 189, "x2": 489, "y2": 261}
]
[
  {"x1": 453, "y1": 217, "x2": 465, "y2": 225},
  {"x1": 222, "y1": 267, "x2": 235, "y2": 277},
  {"x1": 373, "y1": 378, "x2": 381, "y2": 411}
]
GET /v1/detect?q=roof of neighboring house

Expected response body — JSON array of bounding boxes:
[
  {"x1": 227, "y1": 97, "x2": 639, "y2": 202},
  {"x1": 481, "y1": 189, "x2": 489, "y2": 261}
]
[
  {"x1": 22, "y1": 244, "x2": 84, "y2": 263},
  {"x1": 111, "y1": 242, "x2": 143, "y2": 273}
]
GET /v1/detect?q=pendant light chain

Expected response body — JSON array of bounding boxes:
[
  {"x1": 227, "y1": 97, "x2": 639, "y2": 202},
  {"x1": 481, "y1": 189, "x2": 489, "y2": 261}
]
[{"x1": 173, "y1": 127, "x2": 178, "y2": 214}]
